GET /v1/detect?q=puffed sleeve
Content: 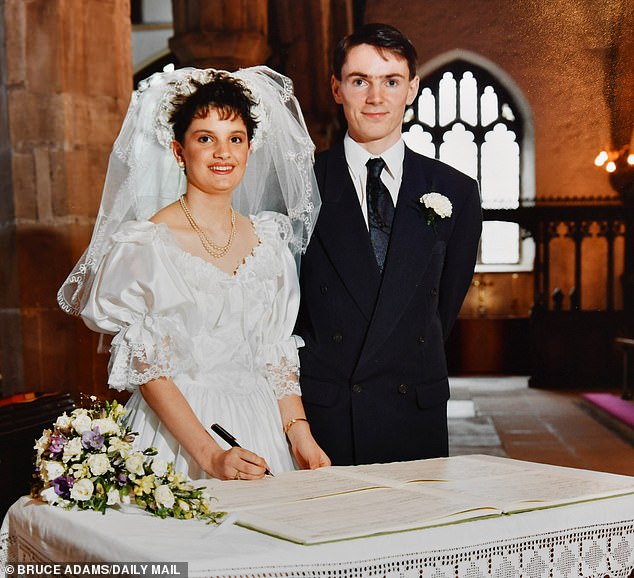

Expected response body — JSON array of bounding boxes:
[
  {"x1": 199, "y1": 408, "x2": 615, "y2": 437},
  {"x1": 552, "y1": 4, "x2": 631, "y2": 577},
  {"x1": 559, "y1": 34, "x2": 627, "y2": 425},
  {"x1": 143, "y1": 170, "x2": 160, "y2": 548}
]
[
  {"x1": 81, "y1": 221, "x2": 199, "y2": 392},
  {"x1": 257, "y1": 213, "x2": 304, "y2": 399}
]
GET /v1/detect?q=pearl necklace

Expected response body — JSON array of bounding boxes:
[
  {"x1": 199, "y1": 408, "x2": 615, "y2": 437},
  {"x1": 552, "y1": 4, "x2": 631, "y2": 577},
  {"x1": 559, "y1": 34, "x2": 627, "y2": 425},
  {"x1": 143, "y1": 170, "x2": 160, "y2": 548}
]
[{"x1": 179, "y1": 195, "x2": 236, "y2": 259}]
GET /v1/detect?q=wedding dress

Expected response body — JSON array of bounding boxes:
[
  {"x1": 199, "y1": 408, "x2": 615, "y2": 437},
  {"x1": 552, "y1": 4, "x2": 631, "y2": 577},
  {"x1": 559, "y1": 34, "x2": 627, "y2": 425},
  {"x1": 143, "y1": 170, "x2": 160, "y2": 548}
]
[{"x1": 80, "y1": 212, "x2": 300, "y2": 479}]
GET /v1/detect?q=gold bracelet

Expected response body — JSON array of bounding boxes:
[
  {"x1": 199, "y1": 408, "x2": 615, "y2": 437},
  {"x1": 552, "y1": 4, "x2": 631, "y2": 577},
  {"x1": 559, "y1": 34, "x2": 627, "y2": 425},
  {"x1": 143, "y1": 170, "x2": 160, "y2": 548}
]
[{"x1": 283, "y1": 417, "x2": 309, "y2": 436}]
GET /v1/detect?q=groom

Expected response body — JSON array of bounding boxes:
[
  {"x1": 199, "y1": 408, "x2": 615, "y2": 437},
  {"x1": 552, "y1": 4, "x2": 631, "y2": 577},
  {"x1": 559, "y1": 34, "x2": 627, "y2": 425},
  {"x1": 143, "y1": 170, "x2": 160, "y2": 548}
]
[{"x1": 296, "y1": 23, "x2": 482, "y2": 465}]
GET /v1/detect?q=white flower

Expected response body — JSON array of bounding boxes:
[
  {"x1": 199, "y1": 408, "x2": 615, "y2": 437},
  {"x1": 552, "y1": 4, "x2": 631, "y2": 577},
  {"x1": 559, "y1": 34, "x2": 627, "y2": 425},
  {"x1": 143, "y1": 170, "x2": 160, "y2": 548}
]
[
  {"x1": 155, "y1": 485, "x2": 175, "y2": 509},
  {"x1": 41, "y1": 460, "x2": 65, "y2": 482},
  {"x1": 32, "y1": 400, "x2": 221, "y2": 522},
  {"x1": 125, "y1": 453, "x2": 146, "y2": 476},
  {"x1": 91, "y1": 418, "x2": 120, "y2": 436},
  {"x1": 34, "y1": 430, "x2": 51, "y2": 458},
  {"x1": 420, "y1": 193, "x2": 452, "y2": 220},
  {"x1": 70, "y1": 460, "x2": 90, "y2": 480},
  {"x1": 71, "y1": 407, "x2": 90, "y2": 418},
  {"x1": 40, "y1": 486, "x2": 61, "y2": 504},
  {"x1": 71, "y1": 412, "x2": 92, "y2": 434},
  {"x1": 87, "y1": 453, "x2": 112, "y2": 476},
  {"x1": 108, "y1": 437, "x2": 132, "y2": 457},
  {"x1": 54, "y1": 413, "x2": 73, "y2": 431},
  {"x1": 150, "y1": 457, "x2": 168, "y2": 478},
  {"x1": 70, "y1": 478, "x2": 94, "y2": 501},
  {"x1": 106, "y1": 488, "x2": 121, "y2": 506},
  {"x1": 62, "y1": 437, "x2": 83, "y2": 463}
]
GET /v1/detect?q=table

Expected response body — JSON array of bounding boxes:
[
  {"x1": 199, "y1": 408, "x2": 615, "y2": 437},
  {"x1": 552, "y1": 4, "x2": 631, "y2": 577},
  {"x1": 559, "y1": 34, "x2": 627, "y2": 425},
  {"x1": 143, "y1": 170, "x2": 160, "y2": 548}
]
[{"x1": 2, "y1": 492, "x2": 634, "y2": 578}]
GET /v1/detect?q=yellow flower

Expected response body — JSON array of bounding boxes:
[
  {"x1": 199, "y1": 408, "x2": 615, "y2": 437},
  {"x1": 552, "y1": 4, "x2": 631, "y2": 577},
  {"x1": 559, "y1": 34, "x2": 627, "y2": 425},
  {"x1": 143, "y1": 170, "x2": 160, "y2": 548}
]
[
  {"x1": 71, "y1": 461, "x2": 90, "y2": 479},
  {"x1": 135, "y1": 474, "x2": 155, "y2": 495},
  {"x1": 169, "y1": 471, "x2": 186, "y2": 486},
  {"x1": 110, "y1": 400, "x2": 127, "y2": 421}
]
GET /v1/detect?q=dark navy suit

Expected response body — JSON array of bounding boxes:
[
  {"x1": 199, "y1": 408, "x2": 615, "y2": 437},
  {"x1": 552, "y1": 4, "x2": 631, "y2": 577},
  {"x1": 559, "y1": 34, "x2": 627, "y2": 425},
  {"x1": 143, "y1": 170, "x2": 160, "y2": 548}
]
[{"x1": 296, "y1": 142, "x2": 482, "y2": 465}]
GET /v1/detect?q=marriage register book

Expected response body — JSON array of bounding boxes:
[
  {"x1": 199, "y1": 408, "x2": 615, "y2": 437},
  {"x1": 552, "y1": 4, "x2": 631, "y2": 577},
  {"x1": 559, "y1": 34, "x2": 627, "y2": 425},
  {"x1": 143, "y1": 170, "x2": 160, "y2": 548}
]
[{"x1": 201, "y1": 454, "x2": 634, "y2": 544}]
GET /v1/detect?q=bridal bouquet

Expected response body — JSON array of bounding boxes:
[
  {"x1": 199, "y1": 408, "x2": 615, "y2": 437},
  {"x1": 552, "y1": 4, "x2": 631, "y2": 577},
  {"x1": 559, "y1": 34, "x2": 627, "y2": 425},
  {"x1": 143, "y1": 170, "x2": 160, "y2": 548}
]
[{"x1": 31, "y1": 398, "x2": 223, "y2": 522}]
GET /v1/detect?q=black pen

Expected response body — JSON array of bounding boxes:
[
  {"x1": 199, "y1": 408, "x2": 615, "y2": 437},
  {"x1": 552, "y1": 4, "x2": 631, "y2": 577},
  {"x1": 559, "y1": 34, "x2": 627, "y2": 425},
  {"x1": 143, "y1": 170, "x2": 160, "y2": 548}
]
[{"x1": 210, "y1": 423, "x2": 274, "y2": 477}]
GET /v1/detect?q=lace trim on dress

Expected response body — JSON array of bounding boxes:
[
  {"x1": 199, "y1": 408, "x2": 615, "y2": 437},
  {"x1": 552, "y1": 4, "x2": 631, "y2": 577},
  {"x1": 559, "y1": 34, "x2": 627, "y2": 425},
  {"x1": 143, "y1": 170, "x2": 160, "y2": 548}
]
[
  {"x1": 157, "y1": 213, "x2": 289, "y2": 287},
  {"x1": 266, "y1": 356, "x2": 302, "y2": 400},
  {"x1": 108, "y1": 315, "x2": 196, "y2": 392}
]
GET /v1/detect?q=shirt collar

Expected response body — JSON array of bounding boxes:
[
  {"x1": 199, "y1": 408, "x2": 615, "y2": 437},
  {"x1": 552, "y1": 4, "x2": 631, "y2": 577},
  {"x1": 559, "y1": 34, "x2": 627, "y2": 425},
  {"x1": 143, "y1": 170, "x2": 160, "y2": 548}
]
[{"x1": 343, "y1": 134, "x2": 405, "y2": 182}]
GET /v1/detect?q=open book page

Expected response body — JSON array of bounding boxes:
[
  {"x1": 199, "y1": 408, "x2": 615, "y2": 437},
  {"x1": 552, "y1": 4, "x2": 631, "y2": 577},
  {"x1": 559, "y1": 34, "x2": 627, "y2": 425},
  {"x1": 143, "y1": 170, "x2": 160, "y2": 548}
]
[
  {"x1": 236, "y1": 486, "x2": 500, "y2": 545},
  {"x1": 201, "y1": 455, "x2": 511, "y2": 511},
  {"x1": 201, "y1": 467, "x2": 387, "y2": 512},
  {"x1": 330, "y1": 454, "x2": 535, "y2": 486},
  {"x1": 343, "y1": 455, "x2": 634, "y2": 508},
  {"x1": 418, "y1": 455, "x2": 634, "y2": 512},
  {"x1": 199, "y1": 455, "x2": 634, "y2": 543}
]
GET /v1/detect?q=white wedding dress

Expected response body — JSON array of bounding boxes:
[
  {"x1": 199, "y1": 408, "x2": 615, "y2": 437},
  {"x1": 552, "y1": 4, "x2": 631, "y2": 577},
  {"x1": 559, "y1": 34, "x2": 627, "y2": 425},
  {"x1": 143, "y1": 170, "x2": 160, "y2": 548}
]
[{"x1": 81, "y1": 212, "x2": 300, "y2": 479}]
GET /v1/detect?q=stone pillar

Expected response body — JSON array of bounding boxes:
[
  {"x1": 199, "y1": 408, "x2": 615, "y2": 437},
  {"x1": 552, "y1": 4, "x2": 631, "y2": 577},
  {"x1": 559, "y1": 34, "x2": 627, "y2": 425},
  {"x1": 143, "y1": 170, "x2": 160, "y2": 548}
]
[
  {"x1": 0, "y1": 0, "x2": 132, "y2": 399},
  {"x1": 169, "y1": 0, "x2": 270, "y2": 70}
]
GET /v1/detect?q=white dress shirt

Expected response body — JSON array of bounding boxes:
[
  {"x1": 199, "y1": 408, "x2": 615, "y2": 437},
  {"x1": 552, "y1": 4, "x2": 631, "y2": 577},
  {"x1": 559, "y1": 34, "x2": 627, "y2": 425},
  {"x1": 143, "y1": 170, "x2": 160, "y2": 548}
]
[{"x1": 343, "y1": 133, "x2": 405, "y2": 227}]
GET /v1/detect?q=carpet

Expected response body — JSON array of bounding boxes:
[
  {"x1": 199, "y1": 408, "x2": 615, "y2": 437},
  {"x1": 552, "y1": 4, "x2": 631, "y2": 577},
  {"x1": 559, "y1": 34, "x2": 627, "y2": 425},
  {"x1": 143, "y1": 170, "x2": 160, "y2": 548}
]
[{"x1": 581, "y1": 392, "x2": 634, "y2": 430}]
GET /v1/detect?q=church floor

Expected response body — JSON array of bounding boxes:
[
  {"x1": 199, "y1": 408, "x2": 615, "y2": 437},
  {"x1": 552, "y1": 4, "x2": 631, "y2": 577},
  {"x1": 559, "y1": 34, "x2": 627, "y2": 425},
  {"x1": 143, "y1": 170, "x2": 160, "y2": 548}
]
[{"x1": 448, "y1": 376, "x2": 634, "y2": 476}]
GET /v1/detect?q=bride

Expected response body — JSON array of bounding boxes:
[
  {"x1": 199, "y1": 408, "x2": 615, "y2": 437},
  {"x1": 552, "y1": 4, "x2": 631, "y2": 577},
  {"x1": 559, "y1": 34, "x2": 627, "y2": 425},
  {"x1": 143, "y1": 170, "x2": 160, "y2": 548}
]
[{"x1": 58, "y1": 66, "x2": 330, "y2": 480}]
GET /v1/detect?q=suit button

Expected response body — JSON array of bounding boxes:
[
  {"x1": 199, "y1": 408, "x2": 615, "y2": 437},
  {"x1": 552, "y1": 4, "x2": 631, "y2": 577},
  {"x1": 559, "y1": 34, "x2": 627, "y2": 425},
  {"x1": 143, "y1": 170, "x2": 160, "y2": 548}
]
[
  {"x1": 320, "y1": 284, "x2": 328, "y2": 295},
  {"x1": 431, "y1": 288, "x2": 438, "y2": 295},
  {"x1": 418, "y1": 336, "x2": 425, "y2": 344},
  {"x1": 352, "y1": 383, "x2": 363, "y2": 393},
  {"x1": 332, "y1": 333, "x2": 343, "y2": 343},
  {"x1": 398, "y1": 383, "x2": 408, "y2": 394}
]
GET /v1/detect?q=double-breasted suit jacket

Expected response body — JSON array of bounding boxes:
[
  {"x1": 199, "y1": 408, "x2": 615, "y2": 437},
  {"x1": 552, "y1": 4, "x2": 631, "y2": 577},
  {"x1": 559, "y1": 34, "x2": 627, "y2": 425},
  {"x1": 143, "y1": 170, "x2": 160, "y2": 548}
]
[{"x1": 296, "y1": 142, "x2": 482, "y2": 466}]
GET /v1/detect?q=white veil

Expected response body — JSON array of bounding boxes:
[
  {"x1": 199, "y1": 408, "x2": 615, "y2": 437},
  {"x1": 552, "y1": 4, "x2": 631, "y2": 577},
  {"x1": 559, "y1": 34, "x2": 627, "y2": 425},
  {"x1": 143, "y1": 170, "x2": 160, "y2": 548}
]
[{"x1": 58, "y1": 65, "x2": 321, "y2": 316}]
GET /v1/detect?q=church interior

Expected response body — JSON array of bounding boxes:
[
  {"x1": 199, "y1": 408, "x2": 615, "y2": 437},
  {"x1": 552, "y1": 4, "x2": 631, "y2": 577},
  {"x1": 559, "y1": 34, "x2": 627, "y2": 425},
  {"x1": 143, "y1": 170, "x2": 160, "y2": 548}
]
[{"x1": 1, "y1": 0, "x2": 634, "y2": 518}]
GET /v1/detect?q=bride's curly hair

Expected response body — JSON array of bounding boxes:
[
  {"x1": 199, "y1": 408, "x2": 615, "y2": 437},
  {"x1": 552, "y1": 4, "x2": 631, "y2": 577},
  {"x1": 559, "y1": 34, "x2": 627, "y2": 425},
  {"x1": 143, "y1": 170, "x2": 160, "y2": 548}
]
[{"x1": 169, "y1": 73, "x2": 259, "y2": 144}]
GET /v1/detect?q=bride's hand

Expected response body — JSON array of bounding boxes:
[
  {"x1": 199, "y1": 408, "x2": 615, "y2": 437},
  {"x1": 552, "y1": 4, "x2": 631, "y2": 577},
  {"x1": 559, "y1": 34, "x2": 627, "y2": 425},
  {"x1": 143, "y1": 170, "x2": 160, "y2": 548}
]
[
  {"x1": 286, "y1": 421, "x2": 331, "y2": 470},
  {"x1": 207, "y1": 446, "x2": 270, "y2": 480}
]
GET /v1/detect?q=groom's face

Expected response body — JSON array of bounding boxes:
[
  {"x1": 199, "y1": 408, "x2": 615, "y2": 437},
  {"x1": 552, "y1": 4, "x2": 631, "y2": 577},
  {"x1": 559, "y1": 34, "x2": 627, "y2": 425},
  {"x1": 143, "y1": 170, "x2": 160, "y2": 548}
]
[{"x1": 332, "y1": 43, "x2": 419, "y2": 154}]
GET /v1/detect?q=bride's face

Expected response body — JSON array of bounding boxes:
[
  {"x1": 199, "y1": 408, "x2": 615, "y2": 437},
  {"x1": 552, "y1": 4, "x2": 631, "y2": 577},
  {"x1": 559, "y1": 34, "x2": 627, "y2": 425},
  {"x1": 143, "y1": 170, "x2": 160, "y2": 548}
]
[{"x1": 173, "y1": 107, "x2": 250, "y2": 196}]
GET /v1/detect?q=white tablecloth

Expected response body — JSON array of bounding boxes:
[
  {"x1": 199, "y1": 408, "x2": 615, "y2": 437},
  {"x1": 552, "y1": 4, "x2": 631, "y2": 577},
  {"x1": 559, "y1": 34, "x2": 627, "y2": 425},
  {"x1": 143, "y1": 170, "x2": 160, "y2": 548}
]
[{"x1": 2, "y1": 493, "x2": 634, "y2": 578}]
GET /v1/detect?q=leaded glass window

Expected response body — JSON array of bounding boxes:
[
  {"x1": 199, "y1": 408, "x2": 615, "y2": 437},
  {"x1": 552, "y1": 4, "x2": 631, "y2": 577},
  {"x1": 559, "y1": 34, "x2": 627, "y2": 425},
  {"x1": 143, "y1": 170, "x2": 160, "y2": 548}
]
[{"x1": 403, "y1": 59, "x2": 530, "y2": 269}]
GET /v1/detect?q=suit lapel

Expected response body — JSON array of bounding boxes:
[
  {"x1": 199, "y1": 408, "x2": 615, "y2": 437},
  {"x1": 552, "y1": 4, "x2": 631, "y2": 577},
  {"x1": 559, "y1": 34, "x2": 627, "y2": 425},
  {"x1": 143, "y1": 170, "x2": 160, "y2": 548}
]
[
  {"x1": 357, "y1": 148, "x2": 439, "y2": 367},
  {"x1": 316, "y1": 143, "x2": 381, "y2": 321}
]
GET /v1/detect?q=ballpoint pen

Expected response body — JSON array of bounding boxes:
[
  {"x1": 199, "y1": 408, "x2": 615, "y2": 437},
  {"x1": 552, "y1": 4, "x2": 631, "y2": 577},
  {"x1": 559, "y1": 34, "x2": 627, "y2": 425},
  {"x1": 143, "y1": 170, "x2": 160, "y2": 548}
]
[{"x1": 210, "y1": 423, "x2": 274, "y2": 477}]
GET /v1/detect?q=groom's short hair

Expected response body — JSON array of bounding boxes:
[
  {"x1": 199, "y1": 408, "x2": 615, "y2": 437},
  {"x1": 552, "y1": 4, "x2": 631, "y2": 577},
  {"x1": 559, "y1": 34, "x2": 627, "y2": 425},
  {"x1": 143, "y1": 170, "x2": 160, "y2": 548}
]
[{"x1": 332, "y1": 23, "x2": 418, "y2": 81}]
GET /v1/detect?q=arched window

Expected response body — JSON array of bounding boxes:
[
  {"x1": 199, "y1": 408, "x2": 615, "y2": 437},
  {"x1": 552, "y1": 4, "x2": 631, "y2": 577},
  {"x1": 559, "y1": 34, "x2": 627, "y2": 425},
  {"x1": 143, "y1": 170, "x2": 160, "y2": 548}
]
[{"x1": 403, "y1": 54, "x2": 534, "y2": 271}]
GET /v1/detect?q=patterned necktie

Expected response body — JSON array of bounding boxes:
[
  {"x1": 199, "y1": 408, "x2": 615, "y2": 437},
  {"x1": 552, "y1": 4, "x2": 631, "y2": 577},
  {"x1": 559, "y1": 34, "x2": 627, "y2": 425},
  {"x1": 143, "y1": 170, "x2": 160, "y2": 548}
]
[{"x1": 366, "y1": 157, "x2": 395, "y2": 272}]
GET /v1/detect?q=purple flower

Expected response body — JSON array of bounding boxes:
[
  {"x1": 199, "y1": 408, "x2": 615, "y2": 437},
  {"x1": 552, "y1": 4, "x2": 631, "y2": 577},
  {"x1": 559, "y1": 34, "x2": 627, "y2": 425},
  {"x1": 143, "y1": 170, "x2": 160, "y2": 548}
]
[
  {"x1": 116, "y1": 472, "x2": 128, "y2": 487},
  {"x1": 81, "y1": 426, "x2": 105, "y2": 450},
  {"x1": 52, "y1": 475, "x2": 74, "y2": 499},
  {"x1": 49, "y1": 433, "x2": 67, "y2": 457}
]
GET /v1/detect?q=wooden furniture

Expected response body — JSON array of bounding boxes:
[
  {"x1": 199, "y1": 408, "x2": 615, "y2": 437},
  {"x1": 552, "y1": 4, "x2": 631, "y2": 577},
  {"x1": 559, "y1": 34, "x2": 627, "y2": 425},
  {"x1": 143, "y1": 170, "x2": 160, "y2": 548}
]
[{"x1": 615, "y1": 337, "x2": 634, "y2": 399}]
